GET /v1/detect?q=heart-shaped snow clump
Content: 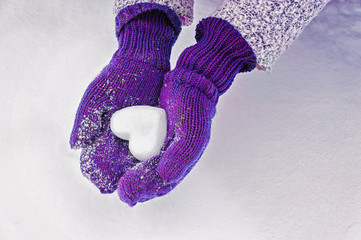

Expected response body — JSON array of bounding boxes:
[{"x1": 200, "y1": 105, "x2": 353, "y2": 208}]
[{"x1": 110, "y1": 106, "x2": 167, "y2": 161}]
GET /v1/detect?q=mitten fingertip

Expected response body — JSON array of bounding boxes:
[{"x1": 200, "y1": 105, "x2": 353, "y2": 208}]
[{"x1": 117, "y1": 180, "x2": 139, "y2": 207}]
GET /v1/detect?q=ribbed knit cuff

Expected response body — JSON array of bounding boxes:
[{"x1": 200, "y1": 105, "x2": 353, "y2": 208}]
[
  {"x1": 116, "y1": 3, "x2": 181, "y2": 38},
  {"x1": 114, "y1": 3, "x2": 182, "y2": 72},
  {"x1": 175, "y1": 17, "x2": 256, "y2": 95},
  {"x1": 113, "y1": 0, "x2": 194, "y2": 26}
]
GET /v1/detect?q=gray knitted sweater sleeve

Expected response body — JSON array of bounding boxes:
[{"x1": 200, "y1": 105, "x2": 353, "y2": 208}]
[
  {"x1": 113, "y1": 0, "x2": 194, "y2": 26},
  {"x1": 212, "y1": 0, "x2": 330, "y2": 72},
  {"x1": 113, "y1": 0, "x2": 329, "y2": 72}
]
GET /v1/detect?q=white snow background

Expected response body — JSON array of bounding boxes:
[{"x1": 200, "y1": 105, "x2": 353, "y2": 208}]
[{"x1": 1, "y1": 0, "x2": 361, "y2": 239}]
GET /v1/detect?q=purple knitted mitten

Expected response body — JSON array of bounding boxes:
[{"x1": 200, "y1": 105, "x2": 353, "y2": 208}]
[
  {"x1": 70, "y1": 3, "x2": 181, "y2": 193},
  {"x1": 117, "y1": 17, "x2": 256, "y2": 206}
]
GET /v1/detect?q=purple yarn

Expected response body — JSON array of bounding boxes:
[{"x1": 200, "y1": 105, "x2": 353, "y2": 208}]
[
  {"x1": 69, "y1": 3, "x2": 181, "y2": 193},
  {"x1": 117, "y1": 17, "x2": 256, "y2": 206}
]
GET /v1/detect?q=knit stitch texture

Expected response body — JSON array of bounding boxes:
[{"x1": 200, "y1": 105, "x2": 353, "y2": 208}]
[
  {"x1": 114, "y1": 0, "x2": 194, "y2": 26},
  {"x1": 117, "y1": 17, "x2": 256, "y2": 206},
  {"x1": 212, "y1": 0, "x2": 330, "y2": 72},
  {"x1": 70, "y1": 3, "x2": 181, "y2": 193}
]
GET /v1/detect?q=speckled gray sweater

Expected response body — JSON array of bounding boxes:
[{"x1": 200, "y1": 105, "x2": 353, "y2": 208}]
[{"x1": 114, "y1": 0, "x2": 330, "y2": 72}]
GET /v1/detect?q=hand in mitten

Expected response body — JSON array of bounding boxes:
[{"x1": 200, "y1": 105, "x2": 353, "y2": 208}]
[
  {"x1": 69, "y1": 3, "x2": 181, "y2": 193},
  {"x1": 117, "y1": 17, "x2": 256, "y2": 206}
]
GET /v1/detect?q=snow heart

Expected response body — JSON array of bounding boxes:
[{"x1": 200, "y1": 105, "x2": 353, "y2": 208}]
[{"x1": 110, "y1": 106, "x2": 167, "y2": 161}]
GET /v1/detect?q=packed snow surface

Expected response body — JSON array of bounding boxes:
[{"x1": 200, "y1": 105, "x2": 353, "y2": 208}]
[
  {"x1": 110, "y1": 106, "x2": 167, "y2": 161},
  {"x1": 1, "y1": 0, "x2": 361, "y2": 240}
]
